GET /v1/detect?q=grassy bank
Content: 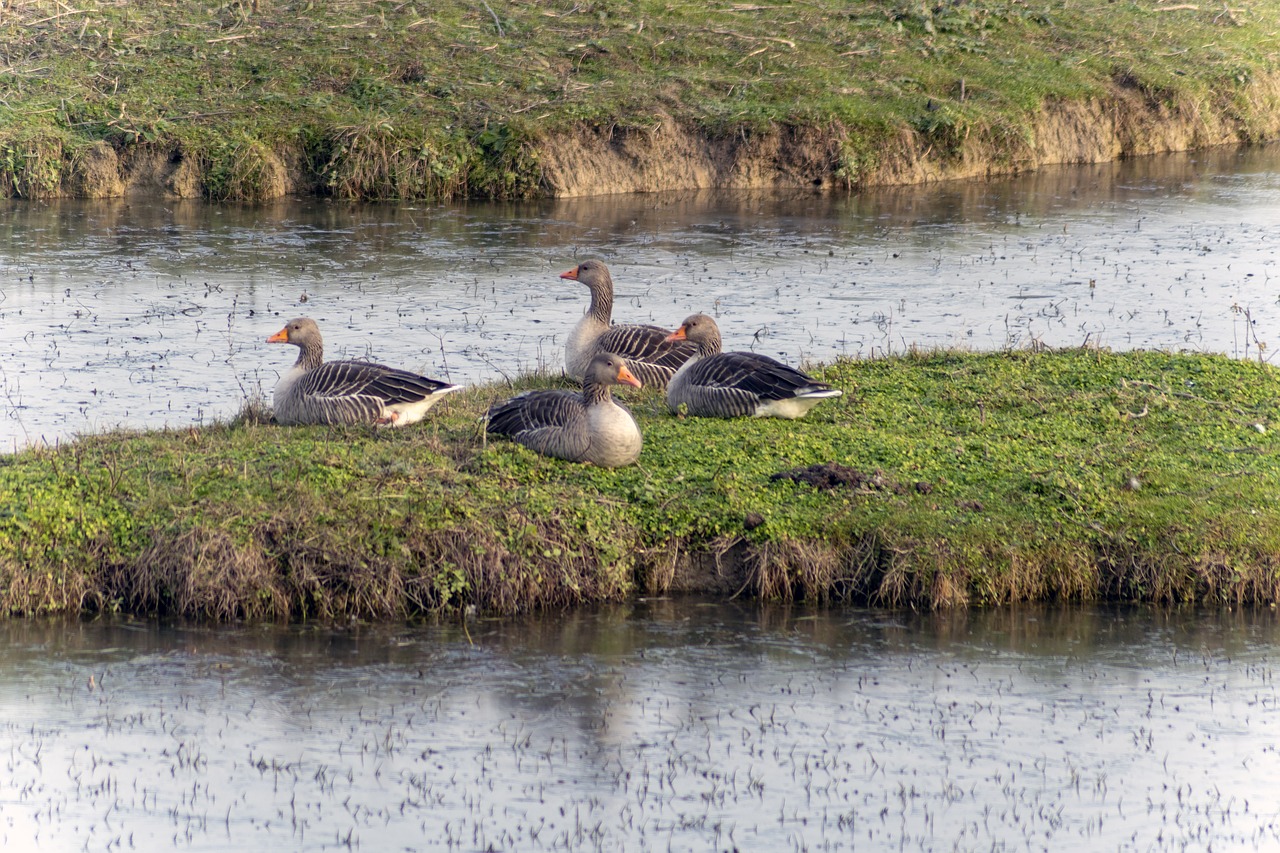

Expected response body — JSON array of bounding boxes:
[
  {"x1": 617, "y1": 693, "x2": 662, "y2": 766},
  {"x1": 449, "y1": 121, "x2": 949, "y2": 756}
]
[
  {"x1": 3, "y1": 0, "x2": 1280, "y2": 199},
  {"x1": 1, "y1": 348, "x2": 1279, "y2": 620}
]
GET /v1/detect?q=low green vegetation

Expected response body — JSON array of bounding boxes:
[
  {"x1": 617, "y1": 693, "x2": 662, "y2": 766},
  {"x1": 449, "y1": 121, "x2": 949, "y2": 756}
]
[
  {"x1": 2, "y1": 347, "x2": 1278, "y2": 620},
  {"x1": 2, "y1": 0, "x2": 1279, "y2": 198}
]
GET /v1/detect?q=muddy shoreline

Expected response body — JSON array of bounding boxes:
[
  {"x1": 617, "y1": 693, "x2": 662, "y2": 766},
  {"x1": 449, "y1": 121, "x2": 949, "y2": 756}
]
[{"x1": 63, "y1": 91, "x2": 1280, "y2": 201}]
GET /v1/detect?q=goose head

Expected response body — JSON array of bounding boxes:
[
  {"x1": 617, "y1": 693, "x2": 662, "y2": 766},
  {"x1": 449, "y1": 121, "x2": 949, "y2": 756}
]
[
  {"x1": 267, "y1": 317, "x2": 323, "y2": 349},
  {"x1": 586, "y1": 353, "x2": 643, "y2": 390},
  {"x1": 664, "y1": 314, "x2": 722, "y2": 354},
  {"x1": 560, "y1": 259, "x2": 613, "y2": 292}
]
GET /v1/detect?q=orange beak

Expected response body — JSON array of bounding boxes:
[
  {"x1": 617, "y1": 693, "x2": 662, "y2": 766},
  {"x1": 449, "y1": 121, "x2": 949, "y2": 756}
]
[
  {"x1": 559, "y1": 267, "x2": 580, "y2": 280},
  {"x1": 616, "y1": 362, "x2": 643, "y2": 389},
  {"x1": 267, "y1": 328, "x2": 289, "y2": 343},
  {"x1": 663, "y1": 326, "x2": 688, "y2": 344}
]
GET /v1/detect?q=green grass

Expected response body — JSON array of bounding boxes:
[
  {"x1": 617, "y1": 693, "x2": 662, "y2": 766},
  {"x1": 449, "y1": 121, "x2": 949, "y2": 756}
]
[
  {"x1": 2, "y1": 347, "x2": 1279, "y2": 620},
  {"x1": 2, "y1": 0, "x2": 1279, "y2": 198}
]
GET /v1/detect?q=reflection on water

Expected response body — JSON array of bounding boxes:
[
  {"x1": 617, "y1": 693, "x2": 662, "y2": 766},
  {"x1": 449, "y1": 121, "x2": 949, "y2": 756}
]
[
  {"x1": 2, "y1": 145, "x2": 1279, "y2": 449},
  {"x1": 1, "y1": 601, "x2": 1277, "y2": 851}
]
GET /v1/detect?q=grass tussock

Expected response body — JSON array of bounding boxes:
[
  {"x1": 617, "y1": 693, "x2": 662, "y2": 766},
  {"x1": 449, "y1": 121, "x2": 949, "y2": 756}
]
[
  {"x1": 2, "y1": 1, "x2": 1280, "y2": 199},
  {"x1": 3, "y1": 347, "x2": 1280, "y2": 621}
]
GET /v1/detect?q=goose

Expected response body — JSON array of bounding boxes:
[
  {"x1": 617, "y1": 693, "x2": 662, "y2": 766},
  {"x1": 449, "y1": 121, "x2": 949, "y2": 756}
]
[
  {"x1": 486, "y1": 353, "x2": 644, "y2": 467},
  {"x1": 560, "y1": 259, "x2": 696, "y2": 389},
  {"x1": 266, "y1": 317, "x2": 461, "y2": 426},
  {"x1": 664, "y1": 314, "x2": 842, "y2": 419}
]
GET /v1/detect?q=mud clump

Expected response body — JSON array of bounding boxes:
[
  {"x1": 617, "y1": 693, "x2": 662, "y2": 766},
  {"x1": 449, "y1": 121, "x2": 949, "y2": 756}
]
[
  {"x1": 771, "y1": 462, "x2": 937, "y2": 496},
  {"x1": 772, "y1": 462, "x2": 869, "y2": 490},
  {"x1": 772, "y1": 462, "x2": 879, "y2": 490}
]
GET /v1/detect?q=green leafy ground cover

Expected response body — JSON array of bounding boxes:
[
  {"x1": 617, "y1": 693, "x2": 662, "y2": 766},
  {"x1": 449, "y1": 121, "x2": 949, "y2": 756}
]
[
  {"x1": 2, "y1": 0, "x2": 1279, "y2": 198},
  {"x1": 2, "y1": 348, "x2": 1278, "y2": 620}
]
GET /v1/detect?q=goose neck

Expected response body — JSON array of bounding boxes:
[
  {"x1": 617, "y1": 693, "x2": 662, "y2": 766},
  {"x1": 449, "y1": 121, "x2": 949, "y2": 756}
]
[
  {"x1": 295, "y1": 341, "x2": 324, "y2": 371},
  {"x1": 586, "y1": 279, "x2": 613, "y2": 324},
  {"x1": 581, "y1": 379, "x2": 613, "y2": 406},
  {"x1": 694, "y1": 333, "x2": 722, "y2": 358}
]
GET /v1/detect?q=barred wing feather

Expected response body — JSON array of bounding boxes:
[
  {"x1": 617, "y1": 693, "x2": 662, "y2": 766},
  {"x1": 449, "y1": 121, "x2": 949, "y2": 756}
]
[
  {"x1": 674, "y1": 352, "x2": 842, "y2": 419},
  {"x1": 486, "y1": 390, "x2": 591, "y2": 461},
  {"x1": 293, "y1": 361, "x2": 454, "y2": 425},
  {"x1": 596, "y1": 324, "x2": 697, "y2": 371}
]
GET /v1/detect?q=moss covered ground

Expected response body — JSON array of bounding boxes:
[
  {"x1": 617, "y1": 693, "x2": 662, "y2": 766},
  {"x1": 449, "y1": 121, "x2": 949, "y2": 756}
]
[
  {"x1": 3, "y1": 0, "x2": 1279, "y2": 198},
  {"x1": 2, "y1": 347, "x2": 1278, "y2": 620}
]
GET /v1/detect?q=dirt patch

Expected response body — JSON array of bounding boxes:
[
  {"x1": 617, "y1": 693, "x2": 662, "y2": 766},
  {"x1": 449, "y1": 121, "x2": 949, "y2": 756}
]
[
  {"x1": 67, "y1": 141, "x2": 125, "y2": 198},
  {"x1": 772, "y1": 461, "x2": 890, "y2": 491},
  {"x1": 121, "y1": 147, "x2": 203, "y2": 198},
  {"x1": 771, "y1": 462, "x2": 934, "y2": 496},
  {"x1": 538, "y1": 116, "x2": 851, "y2": 196},
  {"x1": 647, "y1": 539, "x2": 756, "y2": 597},
  {"x1": 536, "y1": 75, "x2": 1280, "y2": 197}
]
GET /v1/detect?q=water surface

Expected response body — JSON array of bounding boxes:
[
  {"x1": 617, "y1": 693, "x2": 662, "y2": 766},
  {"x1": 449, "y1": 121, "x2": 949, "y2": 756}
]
[
  {"x1": 2, "y1": 145, "x2": 1279, "y2": 448},
  {"x1": 1, "y1": 601, "x2": 1277, "y2": 851}
]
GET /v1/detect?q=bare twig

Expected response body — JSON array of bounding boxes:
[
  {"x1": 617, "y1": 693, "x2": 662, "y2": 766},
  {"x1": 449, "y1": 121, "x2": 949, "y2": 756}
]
[
  {"x1": 26, "y1": 8, "x2": 94, "y2": 27},
  {"x1": 709, "y1": 28, "x2": 796, "y2": 48},
  {"x1": 480, "y1": 0, "x2": 504, "y2": 37}
]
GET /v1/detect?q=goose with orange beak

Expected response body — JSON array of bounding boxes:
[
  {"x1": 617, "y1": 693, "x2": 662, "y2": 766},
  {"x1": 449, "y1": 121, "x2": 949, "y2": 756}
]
[
  {"x1": 664, "y1": 314, "x2": 842, "y2": 419},
  {"x1": 486, "y1": 353, "x2": 644, "y2": 467},
  {"x1": 560, "y1": 259, "x2": 696, "y2": 389},
  {"x1": 267, "y1": 317, "x2": 461, "y2": 426}
]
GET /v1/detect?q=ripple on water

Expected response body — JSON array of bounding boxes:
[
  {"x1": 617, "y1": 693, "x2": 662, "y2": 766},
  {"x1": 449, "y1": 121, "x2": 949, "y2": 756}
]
[{"x1": 0, "y1": 602, "x2": 1278, "y2": 851}]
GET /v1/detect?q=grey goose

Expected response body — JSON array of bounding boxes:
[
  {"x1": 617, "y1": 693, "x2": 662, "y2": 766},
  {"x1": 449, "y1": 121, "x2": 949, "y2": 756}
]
[
  {"x1": 664, "y1": 314, "x2": 842, "y2": 419},
  {"x1": 267, "y1": 317, "x2": 461, "y2": 427},
  {"x1": 486, "y1": 353, "x2": 643, "y2": 467},
  {"x1": 560, "y1": 260, "x2": 696, "y2": 389}
]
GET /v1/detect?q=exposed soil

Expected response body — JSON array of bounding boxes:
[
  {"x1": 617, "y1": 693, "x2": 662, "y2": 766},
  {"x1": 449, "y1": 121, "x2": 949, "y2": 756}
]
[
  {"x1": 58, "y1": 73, "x2": 1280, "y2": 200},
  {"x1": 534, "y1": 75, "x2": 1280, "y2": 196},
  {"x1": 771, "y1": 462, "x2": 938, "y2": 497}
]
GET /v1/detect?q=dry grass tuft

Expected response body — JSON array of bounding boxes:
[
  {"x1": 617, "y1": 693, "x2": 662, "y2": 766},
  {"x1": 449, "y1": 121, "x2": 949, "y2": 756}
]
[
  {"x1": 106, "y1": 526, "x2": 287, "y2": 621},
  {"x1": 324, "y1": 123, "x2": 468, "y2": 201},
  {"x1": 0, "y1": 555, "x2": 94, "y2": 616}
]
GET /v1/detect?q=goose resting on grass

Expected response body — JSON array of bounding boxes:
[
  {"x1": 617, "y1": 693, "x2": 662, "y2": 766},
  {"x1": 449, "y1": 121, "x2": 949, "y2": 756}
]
[
  {"x1": 664, "y1": 314, "x2": 843, "y2": 419},
  {"x1": 486, "y1": 353, "x2": 644, "y2": 467},
  {"x1": 560, "y1": 259, "x2": 696, "y2": 389},
  {"x1": 267, "y1": 317, "x2": 461, "y2": 427}
]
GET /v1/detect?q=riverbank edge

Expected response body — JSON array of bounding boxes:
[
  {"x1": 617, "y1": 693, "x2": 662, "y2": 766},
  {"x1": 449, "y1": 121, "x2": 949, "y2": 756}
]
[
  {"x1": 25, "y1": 84, "x2": 1280, "y2": 202},
  {"x1": 2, "y1": 349, "x2": 1279, "y2": 622}
]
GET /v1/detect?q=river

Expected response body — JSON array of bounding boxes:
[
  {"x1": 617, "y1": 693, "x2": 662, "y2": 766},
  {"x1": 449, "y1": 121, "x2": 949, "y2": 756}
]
[{"x1": 1, "y1": 601, "x2": 1277, "y2": 851}]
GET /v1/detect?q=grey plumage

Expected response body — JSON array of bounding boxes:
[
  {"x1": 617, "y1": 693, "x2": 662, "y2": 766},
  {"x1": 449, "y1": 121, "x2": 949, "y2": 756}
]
[
  {"x1": 665, "y1": 314, "x2": 842, "y2": 419},
  {"x1": 267, "y1": 318, "x2": 461, "y2": 427},
  {"x1": 561, "y1": 260, "x2": 697, "y2": 389},
  {"x1": 486, "y1": 353, "x2": 644, "y2": 467}
]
